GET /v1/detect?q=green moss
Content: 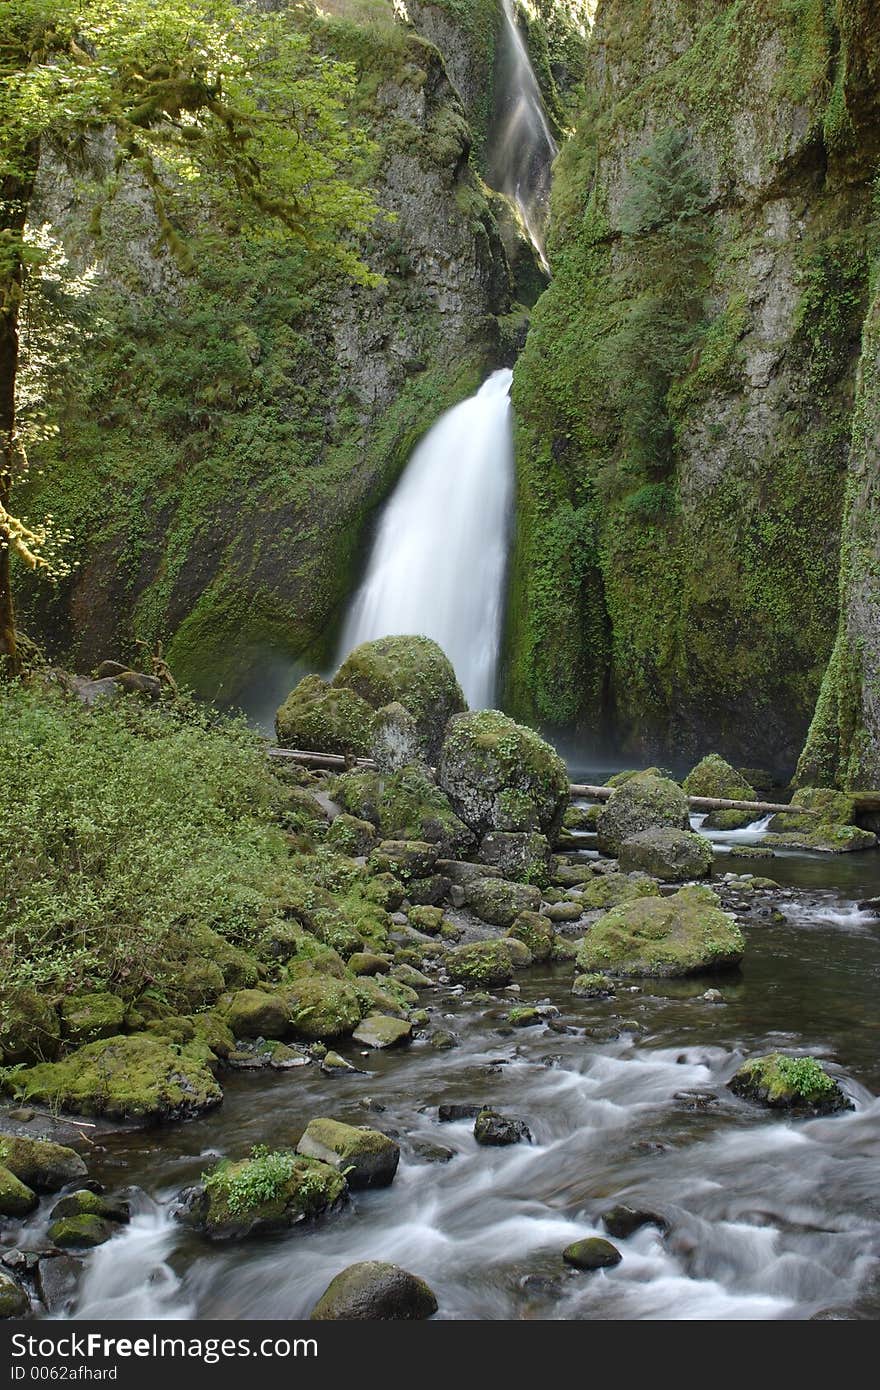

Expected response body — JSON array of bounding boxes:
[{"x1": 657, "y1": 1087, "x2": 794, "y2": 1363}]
[
  {"x1": 0, "y1": 1163, "x2": 38, "y2": 1218},
  {"x1": 276, "y1": 675, "x2": 375, "y2": 757},
  {"x1": 9, "y1": 1033, "x2": 223, "y2": 1122},
  {"x1": 729, "y1": 1051, "x2": 850, "y2": 1113},
  {"x1": 575, "y1": 884, "x2": 744, "y2": 977},
  {"x1": 445, "y1": 940, "x2": 515, "y2": 988},
  {"x1": 198, "y1": 1145, "x2": 346, "y2": 1235}
]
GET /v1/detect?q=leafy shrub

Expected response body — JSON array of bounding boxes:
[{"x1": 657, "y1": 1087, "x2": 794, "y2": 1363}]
[{"x1": 0, "y1": 687, "x2": 303, "y2": 997}]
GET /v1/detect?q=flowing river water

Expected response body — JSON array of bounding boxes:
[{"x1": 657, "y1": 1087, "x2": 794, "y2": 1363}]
[{"x1": 21, "y1": 824, "x2": 875, "y2": 1323}]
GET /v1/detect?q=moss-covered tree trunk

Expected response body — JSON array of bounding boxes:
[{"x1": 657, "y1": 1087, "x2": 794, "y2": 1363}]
[{"x1": 0, "y1": 164, "x2": 36, "y2": 675}]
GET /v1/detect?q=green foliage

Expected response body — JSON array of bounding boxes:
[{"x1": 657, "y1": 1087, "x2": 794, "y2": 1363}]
[
  {"x1": 771, "y1": 1054, "x2": 835, "y2": 1097},
  {"x1": 204, "y1": 1146, "x2": 298, "y2": 1216},
  {"x1": 0, "y1": 685, "x2": 304, "y2": 995}
]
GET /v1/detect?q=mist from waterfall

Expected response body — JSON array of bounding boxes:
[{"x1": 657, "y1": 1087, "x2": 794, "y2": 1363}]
[
  {"x1": 489, "y1": 0, "x2": 558, "y2": 270},
  {"x1": 337, "y1": 369, "x2": 514, "y2": 710}
]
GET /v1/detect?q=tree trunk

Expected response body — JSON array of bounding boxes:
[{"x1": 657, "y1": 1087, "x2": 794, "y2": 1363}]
[{"x1": 0, "y1": 160, "x2": 38, "y2": 675}]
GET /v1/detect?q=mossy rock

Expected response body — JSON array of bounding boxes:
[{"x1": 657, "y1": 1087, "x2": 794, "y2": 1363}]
[
  {"x1": 275, "y1": 674, "x2": 374, "y2": 757},
  {"x1": 369, "y1": 839, "x2": 439, "y2": 880},
  {"x1": 352, "y1": 1014, "x2": 413, "y2": 1049},
  {"x1": 10, "y1": 1034, "x2": 223, "y2": 1122},
  {"x1": 370, "y1": 702, "x2": 425, "y2": 773},
  {"x1": 445, "y1": 941, "x2": 514, "y2": 988},
  {"x1": 375, "y1": 766, "x2": 476, "y2": 859},
  {"x1": 180, "y1": 1150, "x2": 347, "y2": 1240},
  {"x1": 352, "y1": 977, "x2": 409, "y2": 1021},
  {"x1": 0, "y1": 989, "x2": 61, "y2": 1064},
  {"x1": 562, "y1": 1237, "x2": 621, "y2": 1271},
  {"x1": 618, "y1": 828, "x2": 714, "y2": 882},
  {"x1": 363, "y1": 872, "x2": 406, "y2": 912},
  {"x1": 0, "y1": 1163, "x2": 38, "y2": 1217},
  {"x1": 334, "y1": 636, "x2": 466, "y2": 762},
  {"x1": 572, "y1": 972, "x2": 615, "y2": 998},
  {"x1": 60, "y1": 992, "x2": 126, "y2": 1047},
  {"x1": 508, "y1": 909, "x2": 555, "y2": 963},
  {"x1": 47, "y1": 1214, "x2": 118, "y2": 1248},
  {"x1": 766, "y1": 788, "x2": 876, "y2": 850},
  {"x1": 0, "y1": 1134, "x2": 87, "y2": 1192},
  {"x1": 330, "y1": 770, "x2": 384, "y2": 825},
  {"x1": 478, "y1": 830, "x2": 554, "y2": 887},
  {"x1": 683, "y1": 755, "x2": 757, "y2": 830},
  {"x1": 575, "y1": 885, "x2": 744, "y2": 978},
  {"x1": 596, "y1": 773, "x2": 689, "y2": 855},
  {"x1": 577, "y1": 873, "x2": 661, "y2": 910},
  {"x1": 728, "y1": 1053, "x2": 852, "y2": 1115},
  {"x1": 310, "y1": 1261, "x2": 437, "y2": 1320},
  {"x1": 190, "y1": 1011, "x2": 237, "y2": 1061},
  {"x1": 225, "y1": 989, "x2": 290, "y2": 1041},
  {"x1": 284, "y1": 976, "x2": 362, "y2": 1042},
  {"x1": 327, "y1": 814, "x2": 377, "y2": 857},
  {"x1": 296, "y1": 1118, "x2": 399, "y2": 1189},
  {"x1": 49, "y1": 1190, "x2": 129, "y2": 1224},
  {"x1": 438, "y1": 710, "x2": 569, "y2": 837},
  {"x1": 500, "y1": 936, "x2": 533, "y2": 967},
  {"x1": 564, "y1": 804, "x2": 600, "y2": 831},
  {"x1": 0, "y1": 1272, "x2": 28, "y2": 1318},
  {"x1": 465, "y1": 876, "x2": 542, "y2": 927},
  {"x1": 407, "y1": 905, "x2": 444, "y2": 935},
  {"x1": 347, "y1": 951, "x2": 391, "y2": 977},
  {"x1": 175, "y1": 959, "x2": 227, "y2": 1008},
  {"x1": 391, "y1": 962, "x2": 432, "y2": 990}
]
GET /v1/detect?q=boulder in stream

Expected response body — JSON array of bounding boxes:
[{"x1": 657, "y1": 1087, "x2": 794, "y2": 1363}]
[
  {"x1": 596, "y1": 773, "x2": 690, "y2": 855},
  {"x1": 177, "y1": 1150, "x2": 347, "y2": 1240},
  {"x1": 728, "y1": 1053, "x2": 853, "y2": 1114},
  {"x1": 683, "y1": 755, "x2": 757, "y2": 830},
  {"x1": 473, "y1": 1109, "x2": 532, "y2": 1145},
  {"x1": 0, "y1": 1164, "x2": 38, "y2": 1217},
  {"x1": 445, "y1": 940, "x2": 515, "y2": 989},
  {"x1": 10, "y1": 1034, "x2": 222, "y2": 1122},
  {"x1": 563, "y1": 1237, "x2": 622, "y2": 1271},
  {"x1": 0, "y1": 1133, "x2": 87, "y2": 1192},
  {"x1": 575, "y1": 885, "x2": 744, "y2": 977},
  {"x1": 352, "y1": 1014, "x2": 413, "y2": 1049},
  {"x1": 310, "y1": 1261, "x2": 438, "y2": 1320},
  {"x1": 478, "y1": 830, "x2": 554, "y2": 887},
  {"x1": 296, "y1": 1118, "x2": 399, "y2": 1189},
  {"x1": 59, "y1": 992, "x2": 126, "y2": 1047},
  {"x1": 0, "y1": 1272, "x2": 29, "y2": 1318},
  {"x1": 618, "y1": 827, "x2": 714, "y2": 881}
]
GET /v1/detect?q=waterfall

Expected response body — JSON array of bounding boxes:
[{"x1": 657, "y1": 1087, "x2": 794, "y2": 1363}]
[
  {"x1": 337, "y1": 369, "x2": 514, "y2": 710},
  {"x1": 489, "y1": 0, "x2": 558, "y2": 270}
]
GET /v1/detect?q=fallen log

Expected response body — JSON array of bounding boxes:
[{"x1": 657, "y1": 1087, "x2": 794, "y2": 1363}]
[
  {"x1": 569, "y1": 784, "x2": 815, "y2": 816},
  {"x1": 268, "y1": 750, "x2": 814, "y2": 816}
]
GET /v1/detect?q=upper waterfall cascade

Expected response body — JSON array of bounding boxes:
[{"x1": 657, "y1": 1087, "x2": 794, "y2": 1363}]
[
  {"x1": 489, "y1": 0, "x2": 558, "y2": 270},
  {"x1": 337, "y1": 369, "x2": 514, "y2": 710}
]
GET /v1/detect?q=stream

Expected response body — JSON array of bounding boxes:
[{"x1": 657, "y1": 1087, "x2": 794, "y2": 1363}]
[{"x1": 27, "y1": 829, "x2": 878, "y2": 1323}]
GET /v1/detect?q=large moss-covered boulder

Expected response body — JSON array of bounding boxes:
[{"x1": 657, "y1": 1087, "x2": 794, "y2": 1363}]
[
  {"x1": 596, "y1": 773, "x2": 690, "y2": 855},
  {"x1": 438, "y1": 710, "x2": 569, "y2": 837},
  {"x1": 618, "y1": 828, "x2": 714, "y2": 882},
  {"x1": 575, "y1": 885, "x2": 744, "y2": 978},
  {"x1": 479, "y1": 831, "x2": 553, "y2": 887},
  {"x1": 465, "y1": 875, "x2": 542, "y2": 927},
  {"x1": 178, "y1": 1150, "x2": 346, "y2": 1240},
  {"x1": 284, "y1": 976, "x2": 362, "y2": 1041},
  {"x1": 296, "y1": 1119, "x2": 400, "y2": 1189},
  {"x1": 326, "y1": 814, "x2": 377, "y2": 857},
  {"x1": 728, "y1": 1053, "x2": 852, "y2": 1115},
  {"x1": 224, "y1": 989, "x2": 290, "y2": 1041},
  {"x1": 0, "y1": 1134, "x2": 87, "y2": 1192},
  {"x1": 275, "y1": 674, "x2": 374, "y2": 756},
  {"x1": 0, "y1": 1163, "x2": 38, "y2": 1217},
  {"x1": 332, "y1": 765, "x2": 475, "y2": 859},
  {"x1": 577, "y1": 873, "x2": 661, "y2": 910},
  {"x1": 9, "y1": 1034, "x2": 222, "y2": 1122},
  {"x1": 0, "y1": 989, "x2": 61, "y2": 1063},
  {"x1": 445, "y1": 941, "x2": 515, "y2": 988},
  {"x1": 60, "y1": 992, "x2": 127, "y2": 1047},
  {"x1": 334, "y1": 636, "x2": 466, "y2": 762},
  {"x1": 311, "y1": 1262, "x2": 437, "y2": 1320},
  {"x1": 683, "y1": 755, "x2": 757, "y2": 830}
]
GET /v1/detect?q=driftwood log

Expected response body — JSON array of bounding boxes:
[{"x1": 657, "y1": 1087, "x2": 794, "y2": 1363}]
[{"x1": 267, "y1": 747, "x2": 817, "y2": 816}]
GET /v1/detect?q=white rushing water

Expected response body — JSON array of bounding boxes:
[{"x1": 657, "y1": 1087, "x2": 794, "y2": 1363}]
[
  {"x1": 337, "y1": 369, "x2": 515, "y2": 710},
  {"x1": 489, "y1": 0, "x2": 558, "y2": 270}
]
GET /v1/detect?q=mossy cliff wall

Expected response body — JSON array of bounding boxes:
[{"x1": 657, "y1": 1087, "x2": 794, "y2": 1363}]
[
  {"x1": 506, "y1": 0, "x2": 880, "y2": 772},
  {"x1": 18, "y1": 5, "x2": 526, "y2": 702}
]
